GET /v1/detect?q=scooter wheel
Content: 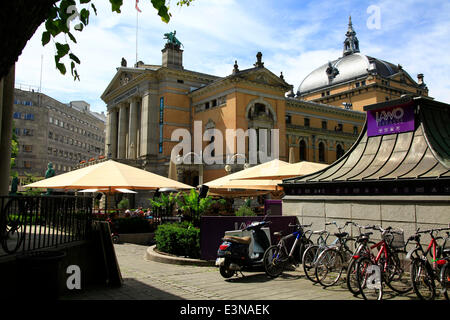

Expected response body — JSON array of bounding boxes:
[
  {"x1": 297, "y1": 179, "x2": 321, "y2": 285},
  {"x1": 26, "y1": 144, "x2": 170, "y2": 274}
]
[
  {"x1": 219, "y1": 265, "x2": 235, "y2": 278},
  {"x1": 112, "y1": 235, "x2": 120, "y2": 244}
]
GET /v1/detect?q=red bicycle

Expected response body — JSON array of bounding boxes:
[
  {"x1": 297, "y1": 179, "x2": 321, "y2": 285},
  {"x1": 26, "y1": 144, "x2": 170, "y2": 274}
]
[
  {"x1": 408, "y1": 226, "x2": 450, "y2": 300},
  {"x1": 356, "y1": 225, "x2": 412, "y2": 300}
]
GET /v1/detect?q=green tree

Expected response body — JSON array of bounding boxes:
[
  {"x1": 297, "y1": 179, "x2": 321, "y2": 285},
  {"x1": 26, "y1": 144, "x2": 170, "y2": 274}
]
[
  {"x1": 0, "y1": 0, "x2": 194, "y2": 80},
  {"x1": 176, "y1": 189, "x2": 225, "y2": 226},
  {"x1": 150, "y1": 192, "x2": 179, "y2": 216}
]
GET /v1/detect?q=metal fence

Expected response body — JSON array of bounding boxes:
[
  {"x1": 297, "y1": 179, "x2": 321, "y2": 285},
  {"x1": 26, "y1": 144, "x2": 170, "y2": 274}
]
[{"x1": 0, "y1": 195, "x2": 93, "y2": 257}]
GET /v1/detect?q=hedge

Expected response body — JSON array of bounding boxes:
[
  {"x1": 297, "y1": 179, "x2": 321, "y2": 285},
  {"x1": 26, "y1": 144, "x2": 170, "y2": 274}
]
[
  {"x1": 111, "y1": 217, "x2": 156, "y2": 234},
  {"x1": 154, "y1": 221, "x2": 200, "y2": 258}
]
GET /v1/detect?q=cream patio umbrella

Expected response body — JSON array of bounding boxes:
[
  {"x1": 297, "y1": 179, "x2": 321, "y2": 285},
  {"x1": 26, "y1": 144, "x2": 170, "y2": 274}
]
[
  {"x1": 24, "y1": 160, "x2": 193, "y2": 191},
  {"x1": 203, "y1": 159, "x2": 289, "y2": 196},
  {"x1": 233, "y1": 161, "x2": 328, "y2": 180}
]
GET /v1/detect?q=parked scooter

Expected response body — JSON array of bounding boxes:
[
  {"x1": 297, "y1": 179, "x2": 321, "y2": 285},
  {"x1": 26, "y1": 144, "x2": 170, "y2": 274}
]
[{"x1": 216, "y1": 219, "x2": 272, "y2": 278}]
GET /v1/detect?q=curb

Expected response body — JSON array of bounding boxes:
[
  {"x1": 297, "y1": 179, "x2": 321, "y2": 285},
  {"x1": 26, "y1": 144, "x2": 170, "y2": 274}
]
[{"x1": 144, "y1": 245, "x2": 215, "y2": 267}]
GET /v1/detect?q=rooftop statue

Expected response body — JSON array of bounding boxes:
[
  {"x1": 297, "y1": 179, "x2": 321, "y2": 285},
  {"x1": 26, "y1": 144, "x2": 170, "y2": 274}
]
[{"x1": 164, "y1": 31, "x2": 183, "y2": 48}]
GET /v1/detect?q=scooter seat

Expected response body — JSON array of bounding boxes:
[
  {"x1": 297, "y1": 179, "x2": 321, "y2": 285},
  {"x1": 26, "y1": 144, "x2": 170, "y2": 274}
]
[{"x1": 223, "y1": 236, "x2": 251, "y2": 244}]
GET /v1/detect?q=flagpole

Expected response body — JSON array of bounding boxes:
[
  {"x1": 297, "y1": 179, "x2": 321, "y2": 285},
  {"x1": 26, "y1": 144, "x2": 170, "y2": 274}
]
[{"x1": 135, "y1": 9, "x2": 138, "y2": 65}]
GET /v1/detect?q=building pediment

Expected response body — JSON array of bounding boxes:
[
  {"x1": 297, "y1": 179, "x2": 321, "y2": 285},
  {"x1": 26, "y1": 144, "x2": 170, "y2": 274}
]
[
  {"x1": 101, "y1": 67, "x2": 148, "y2": 103},
  {"x1": 234, "y1": 67, "x2": 292, "y2": 91}
]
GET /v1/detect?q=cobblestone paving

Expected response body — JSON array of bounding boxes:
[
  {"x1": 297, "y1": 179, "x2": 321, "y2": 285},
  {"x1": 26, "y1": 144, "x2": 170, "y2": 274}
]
[{"x1": 61, "y1": 243, "x2": 429, "y2": 300}]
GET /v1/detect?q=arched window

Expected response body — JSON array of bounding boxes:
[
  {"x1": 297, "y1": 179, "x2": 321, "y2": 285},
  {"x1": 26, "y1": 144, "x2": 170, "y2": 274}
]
[
  {"x1": 318, "y1": 142, "x2": 325, "y2": 163},
  {"x1": 336, "y1": 144, "x2": 345, "y2": 160},
  {"x1": 299, "y1": 140, "x2": 307, "y2": 161}
]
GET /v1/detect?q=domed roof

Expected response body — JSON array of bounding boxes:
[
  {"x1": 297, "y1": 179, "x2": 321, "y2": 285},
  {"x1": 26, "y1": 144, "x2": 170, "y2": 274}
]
[
  {"x1": 297, "y1": 17, "x2": 401, "y2": 96},
  {"x1": 297, "y1": 53, "x2": 400, "y2": 95}
]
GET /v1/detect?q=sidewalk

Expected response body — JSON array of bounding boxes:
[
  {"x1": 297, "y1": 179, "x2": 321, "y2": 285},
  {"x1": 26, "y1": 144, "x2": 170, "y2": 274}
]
[{"x1": 61, "y1": 243, "x2": 419, "y2": 300}]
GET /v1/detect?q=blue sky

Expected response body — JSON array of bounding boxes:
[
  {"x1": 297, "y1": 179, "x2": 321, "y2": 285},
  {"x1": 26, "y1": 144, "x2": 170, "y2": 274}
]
[{"x1": 15, "y1": 0, "x2": 450, "y2": 113}]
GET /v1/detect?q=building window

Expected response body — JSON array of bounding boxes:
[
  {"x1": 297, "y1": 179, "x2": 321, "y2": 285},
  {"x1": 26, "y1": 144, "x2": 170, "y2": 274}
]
[
  {"x1": 321, "y1": 120, "x2": 327, "y2": 129},
  {"x1": 318, "y1": 142, "x2": 325, "y2": 163},
  {"x1": 335, "y1": 123, "x2": 343, "y2": 132},
  {"x1": 22, "y1": 145, "x2": 33, "y2": 153},
  {"x1": 23, "y1": 128, "x2": 33, "y2": 136},
  {"x1": 24, "y1": 113, "x2": 34, "y2": 120},
  {"x1": 353, "y1": 126, "x2": 358, "y2": 135},
  {"x1": 205, "y1": 102, "x2": 210, "y2": 110},
  {"x1": 285, "y1": 115, "x2": 292, "y2": 124},
  {"x1": 24, "y1": 161, "x2": 32, "y2": 169},
  {"x1": 304, "y1": 118, "x2": 310, "y2": 127},
  {"x1": 299, "y1": 140, "x2": 307, "y2": 161},
  {"x1": 336, "y1": 144, "x2": 345, "y2": 160}
]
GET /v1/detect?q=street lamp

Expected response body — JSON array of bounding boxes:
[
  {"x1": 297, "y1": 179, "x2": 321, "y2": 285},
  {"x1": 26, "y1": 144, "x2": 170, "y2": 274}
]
[{"x1": 225, "y1": 153, "x2": 249, "y2": 174}]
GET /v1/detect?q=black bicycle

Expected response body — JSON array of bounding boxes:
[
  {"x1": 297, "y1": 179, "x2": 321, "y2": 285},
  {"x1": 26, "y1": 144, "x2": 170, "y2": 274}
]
[
  {"x1": 408, "y1": 227, "x2": 450, "y2": 300},
  {"x1": 263, "y1": 222, "x2": 312, "y2": 278}
]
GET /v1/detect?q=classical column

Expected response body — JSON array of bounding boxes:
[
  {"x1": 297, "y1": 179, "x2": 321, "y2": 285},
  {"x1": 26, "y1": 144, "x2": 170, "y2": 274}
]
[
  {"x1": 140, "y1": 93, "x2": 159, "y2": 157},
  {"x1": 128, "y1": 98, "x2": 138, "y2": 159},
  {"x1": 108, "y1": 107, "x2": 118, "y2": 158},
  {"x1": 117, "y1": 103, "x2": 128, "y2": 159},
  {"x1": 0, "y1": 64, "x2": 15, "y2": 196},
  {"x1": 139, "y1": 94, "x2": 149, "y2": 157}
]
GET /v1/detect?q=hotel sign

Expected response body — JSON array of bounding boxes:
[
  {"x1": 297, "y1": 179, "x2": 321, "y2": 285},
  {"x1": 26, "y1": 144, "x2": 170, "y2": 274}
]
[{"x1": 367, "y1": 101, "x2": 415, "y2": 137}]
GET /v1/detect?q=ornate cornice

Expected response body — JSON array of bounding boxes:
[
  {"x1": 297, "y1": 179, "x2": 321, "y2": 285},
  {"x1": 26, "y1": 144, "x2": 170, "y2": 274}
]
[{"x1": 286, "y1": 98, "x2": 365, "y2": 120}]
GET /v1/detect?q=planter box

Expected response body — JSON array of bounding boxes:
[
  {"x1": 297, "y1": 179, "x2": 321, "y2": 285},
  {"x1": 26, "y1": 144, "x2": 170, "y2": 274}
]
[{"x1": 117, "y1": 232, "x2": 155, "y2": 245}]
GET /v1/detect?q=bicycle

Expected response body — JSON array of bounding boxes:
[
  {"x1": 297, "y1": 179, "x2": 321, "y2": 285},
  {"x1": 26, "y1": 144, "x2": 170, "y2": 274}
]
[
  {"x1": 0, "y1": 198, "x2": 25, "y2": 254},
  {"x1": 263, "y1": 222, "x2": 312, "y2": 278},
  {"x1": 408, "y1": 226, "x2": 450, "y2": 300},
  {"x1": 301, "y1": 228, "x2": 330, "y2": 283},
  {"x1": 439, "y1": 255, "x2": 450, "y2": 300},
  {"x1": 345, "y1": 223, "x2": 375, "y2": 295},
  {"x1": 356, "y1": 225, "x2": 413, "y2": 300},
  {"x1": 314, "y1": 221, "x2": 356, "y2": 287}
]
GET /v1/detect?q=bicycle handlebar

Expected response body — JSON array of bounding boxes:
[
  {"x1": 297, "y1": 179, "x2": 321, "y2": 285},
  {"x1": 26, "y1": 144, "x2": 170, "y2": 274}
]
[
  {"x1": 415, "y1": 226, "x2": 450, "y2": 235},
  {"x1": 325, "y1": 220, "x2": 353, "y2": 232},
  {"x1": 288, "y1": 223, "x2": 312, "y2": 229}
]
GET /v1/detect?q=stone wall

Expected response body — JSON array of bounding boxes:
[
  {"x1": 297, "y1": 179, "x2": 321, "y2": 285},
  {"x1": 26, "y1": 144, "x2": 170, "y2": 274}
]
[{"x1": 283, "y1": 195, "x2": 450, "y2": 246}]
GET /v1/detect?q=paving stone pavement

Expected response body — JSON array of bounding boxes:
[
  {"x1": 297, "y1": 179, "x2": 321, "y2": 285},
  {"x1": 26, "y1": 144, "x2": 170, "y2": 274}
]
[{"x1": 61, "y1": 243, "x2": 427, "y2": 301}]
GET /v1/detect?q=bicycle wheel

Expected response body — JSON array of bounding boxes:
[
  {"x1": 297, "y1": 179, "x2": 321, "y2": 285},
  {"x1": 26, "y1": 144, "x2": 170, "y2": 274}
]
[
  {"x1": 302, "y1": 244, "x2": 320, "y2": 283},
  {"x1": 346, "y1": 258, "x2": 362, "y2": 295},
  {"x1": 263, "y1": 245, "x2": 286, "y2": 278},
  {"x1": 410, "y1": 258, "x2": 436, "y2": 300},
  {"x1": 1, "y1": 222, "x2": 24, "y2": 254},
  {"x1": 315, "y1": 248, "x2": 344, "y2": 287},
  {"x1": 357, "y1": 257, "x2": 383, "y2": 300},
  {"x1": 440, "y1": 261, "x2": 450, "y2": 301},
  {"x1": 385, "y1": 250, "x2": 412, "y2": 294},
  {"x1": 298, "y1": 239, "x2": 313, "y2": 265}
]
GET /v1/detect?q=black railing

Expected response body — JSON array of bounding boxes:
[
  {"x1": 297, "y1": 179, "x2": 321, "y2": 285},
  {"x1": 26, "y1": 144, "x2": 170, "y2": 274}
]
[{"x1": 0, "y1": 195, "x2": 93, "y2": 257}]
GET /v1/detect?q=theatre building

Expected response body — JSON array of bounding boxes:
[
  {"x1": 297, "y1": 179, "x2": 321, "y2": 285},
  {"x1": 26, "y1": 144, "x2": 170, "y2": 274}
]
[{"x1": 101, "y1": 20, "x2": 426, "y2": 186}]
